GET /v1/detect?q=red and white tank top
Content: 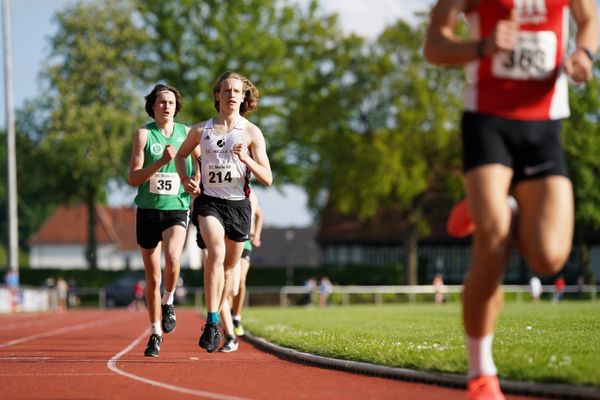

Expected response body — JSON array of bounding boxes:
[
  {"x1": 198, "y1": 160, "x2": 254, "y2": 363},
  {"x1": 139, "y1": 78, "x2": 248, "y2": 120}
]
[
  {"x1": 199, "y1": 118, "x2": 251, "y2": 200},
  {"x1": 464, "y1": 0, "x2": 570, "y2": 120}
]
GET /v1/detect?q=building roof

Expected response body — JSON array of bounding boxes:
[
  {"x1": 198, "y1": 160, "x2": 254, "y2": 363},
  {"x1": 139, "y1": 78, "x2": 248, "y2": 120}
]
[{"x1": 29, "y1": 203, "x2": 137, "y2": 250}]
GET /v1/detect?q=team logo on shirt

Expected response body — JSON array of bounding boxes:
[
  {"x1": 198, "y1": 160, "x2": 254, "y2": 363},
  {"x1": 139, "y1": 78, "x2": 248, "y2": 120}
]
[
  {"x1": 217, "y1": 139, "x2": 226, "y2": 148},
  {"x1": 514, "y1": 0, "x2": 547, "y2": 24},
  {"x1": 151, "y1": 143, "x2": 163, "y2": 155}
]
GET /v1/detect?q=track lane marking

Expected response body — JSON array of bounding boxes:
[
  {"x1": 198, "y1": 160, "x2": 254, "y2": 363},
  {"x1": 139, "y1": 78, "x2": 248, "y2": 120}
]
[
  {"x1": 0, "y1": 314, "x2": 130, "y2": 348},
  {"x1": 0, "y1": 316, "x2": 60, "y2": 331},
  {"x1": 107, "y1": 329, "x2": 252, "y2": 400}
]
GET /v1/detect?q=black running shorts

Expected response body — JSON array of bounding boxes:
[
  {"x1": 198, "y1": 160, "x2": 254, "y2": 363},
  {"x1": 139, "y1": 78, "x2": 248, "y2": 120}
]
[
  {"x1": 461, "y1": 112, "x2": 568, "y2": 183},
  {"x1": 192, "y1": 194, "x2": 251, "y2": 243},
  {"x1": 136, "y1": 208, "x2": 189, "y2": 249}
]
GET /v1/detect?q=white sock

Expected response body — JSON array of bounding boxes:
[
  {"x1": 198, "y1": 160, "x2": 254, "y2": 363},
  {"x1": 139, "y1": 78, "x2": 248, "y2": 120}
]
[
  {"x1": 233, "y1": 315, "x2": 241, "y2": 322},
  {"x1": 151, "y1": 321, "x2": 162, "y2": 336},
  {"x1": 507, "y1": 196, "x2": 518, "y2": 215},
  {"x1": 162, "y1": 290, "x2": 175, "y2": 305},
  {"x1": 467, "y1": 334, "x2": 497, "y2": 379}
]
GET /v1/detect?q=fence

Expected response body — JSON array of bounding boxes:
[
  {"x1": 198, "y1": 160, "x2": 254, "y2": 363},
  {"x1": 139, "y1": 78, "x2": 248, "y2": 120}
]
[
  {"x1": 275, "y1": 284, "x2": 597, "y2": 307},
  {"x1": 1, "y1": 284, "x2": 596, "y2": 313}
]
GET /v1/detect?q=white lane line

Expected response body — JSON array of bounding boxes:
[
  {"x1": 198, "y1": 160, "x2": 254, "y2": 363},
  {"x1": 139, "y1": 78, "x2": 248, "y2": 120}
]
[
  {"x1": 0, "y1": 317, "x2": 59, "y2": 331},
  {"x1": 0, "y1": 373, "x2": 115, "y2": 376},
  {"x1": 0, "y1": 315, "x2": 130, "y2": 349},
  {"x1": 107, "y1": 329, "x2": 252, "y2": 400}
]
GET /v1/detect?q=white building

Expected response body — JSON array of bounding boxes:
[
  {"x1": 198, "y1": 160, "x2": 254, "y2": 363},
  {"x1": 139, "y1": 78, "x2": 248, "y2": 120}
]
[{"x1": 29, "y1": 203, "x2": 201, "y2": 270}]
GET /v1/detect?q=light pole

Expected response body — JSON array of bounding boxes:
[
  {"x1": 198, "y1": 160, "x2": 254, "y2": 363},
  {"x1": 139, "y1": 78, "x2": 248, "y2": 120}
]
[{"x1": 2, "y1": 0, "x2": 18, "y2": 278}]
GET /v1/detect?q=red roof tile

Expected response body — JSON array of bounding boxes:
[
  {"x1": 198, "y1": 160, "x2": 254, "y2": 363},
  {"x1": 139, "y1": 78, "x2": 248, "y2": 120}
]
[{"x1": 29, "y1": 203, "x2": 137, "y2": 250}]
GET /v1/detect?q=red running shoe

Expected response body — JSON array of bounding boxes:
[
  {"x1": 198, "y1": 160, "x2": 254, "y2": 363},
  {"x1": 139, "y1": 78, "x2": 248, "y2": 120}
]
[
  {"x1": 467, "y1": 375, "x2": 505, "y2": 400},
  {"x1": 447, "y1": 198, "x2": 475, "y2": 238}
]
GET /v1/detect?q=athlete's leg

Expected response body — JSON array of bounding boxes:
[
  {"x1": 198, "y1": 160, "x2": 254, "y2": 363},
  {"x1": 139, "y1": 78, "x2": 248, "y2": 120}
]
[
  {"x1": 232, "y1": 257, "x2": 250, "y2": 316},
  {"x1": 140, "y1": 244, "x2": 163, "y2": 328},
  {"x1": 162, "y1": 224, "x2": 187, "y2": 299},
  {"x1": 462, "y1": 164, "x2": 513, "y2": 381},
  {"x1": 219, "y1": 239, "x2": 245, "y2": 314},
  {"x1": 513, "y1": 176, "x2": 573, "y2": 275},
  {"x1": 199, "y1": 216, "x2": 226, "y2": 315},
  {"x1": 230, "y1": 261, "x2": 241, "y2": 298},
  {"x1": 463, "y1": 164, "x2": 513, "y2": 337},
  {"x1": 220, "y1": 297, "x2": 235, "y2": 337}
]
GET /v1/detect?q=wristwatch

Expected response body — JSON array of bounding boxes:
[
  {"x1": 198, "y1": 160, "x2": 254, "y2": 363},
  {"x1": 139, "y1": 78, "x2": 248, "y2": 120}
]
[{"x1": 578, "y1": 47, "x2": 594, "y2": 61}]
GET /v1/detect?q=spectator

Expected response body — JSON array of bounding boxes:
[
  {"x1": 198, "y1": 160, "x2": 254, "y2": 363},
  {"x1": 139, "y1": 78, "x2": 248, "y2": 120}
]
[
  {"x1": 576, "y1": 274, "x2": 585, "y2": 299},
  {"x1": 56, "y1": 276, "x2": 69, "y2": 313},
  {"x1": 553, "y1": 275, "x2": 566, "y2": 303},
  {"x1": 4, "y1": 269, "x2": 20, "y2": 312},
  {"x1": 433, "y1": 273, "x2": 445, "y2": 304},
  {"x1": 130, "y1": 280, "x2": 146, "y2": 311},
  {"x1": 67, "y1": 278, "x2": 80, "y2": 308},
  {"x1": 319, "y1": 276, "x2": 333, "y2": 306},
  {"x1": 301, "y1": 277, "x2": 317, "y2": 306},
  {"x1": 529, "y1": 276, "x2": 542, "y2": 303}
]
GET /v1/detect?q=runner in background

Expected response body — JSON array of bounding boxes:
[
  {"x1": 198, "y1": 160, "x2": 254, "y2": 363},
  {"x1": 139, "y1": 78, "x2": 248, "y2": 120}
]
[
  {"x1": 128, "y1": 84, "x2": 200, "y2": 357},
  {"x1": 232, "y1": 190, "x2": 263, "y2": 336},
  {"x1": 424, "y1": 1, "x2": 597, "y2": 399}
]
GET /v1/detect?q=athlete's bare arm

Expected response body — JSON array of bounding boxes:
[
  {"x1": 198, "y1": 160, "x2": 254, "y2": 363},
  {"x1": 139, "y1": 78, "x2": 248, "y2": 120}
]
[
  {"x1": 567, "y1": 0, "x2": 598, "y2": 83},
  {"x1": 424, "y1": 0, "x2": 518, "y2": 66},
  {"x1": 252, "y1": 200, "x2": 264, "y2": 247},
  {"x1": 234, "y1": 123, "x2": 273, "y2": 186},
  {"x1": 175, "y1": 122, "x2": 205, "y2": 194}
]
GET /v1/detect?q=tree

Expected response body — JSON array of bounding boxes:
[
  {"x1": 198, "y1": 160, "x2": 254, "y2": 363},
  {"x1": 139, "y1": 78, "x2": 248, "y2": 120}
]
[
  {"x1": 563, "y1": 70, "x2": 600, "y2": 280},
  {"x1": 288, "y1": 17, "x2": 465, "y2": 284},
  {"x1": 133, "y1": 0, "x2": 350, "y2": 185},
  {"x1": 32, "y1": 0, "x2": 148, "y2": 268}
]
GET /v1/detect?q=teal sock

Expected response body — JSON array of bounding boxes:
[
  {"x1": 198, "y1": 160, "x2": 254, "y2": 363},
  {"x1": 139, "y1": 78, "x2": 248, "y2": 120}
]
[{"x1": 207, "y1": 312, "x2": 219, "y2": 324}]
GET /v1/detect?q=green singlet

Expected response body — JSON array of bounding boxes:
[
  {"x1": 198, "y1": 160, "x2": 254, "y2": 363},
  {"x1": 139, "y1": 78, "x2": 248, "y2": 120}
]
[{"x1": 134, "y1": 122, "x2": 192, "y2": 210}]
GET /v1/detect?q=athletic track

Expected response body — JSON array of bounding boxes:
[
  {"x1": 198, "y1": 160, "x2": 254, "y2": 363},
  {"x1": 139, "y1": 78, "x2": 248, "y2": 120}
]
[{"x1": 0, "y1": 309, "x2": 544, "y2": 399}]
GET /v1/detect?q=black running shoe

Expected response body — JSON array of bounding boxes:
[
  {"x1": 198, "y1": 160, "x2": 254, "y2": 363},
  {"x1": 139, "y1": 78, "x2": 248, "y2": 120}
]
[
  {"x1": 199, "y1": 322, "x2": 222, "y2": 353},
  {"x1": 161, "y1": 304, "x2": 176, "y2": 333},
  {"x1": 144, "y1": 333, "x2": 162, "y2": 357},
  {"x1": 219, "y1": 335, "x2": 238, "y2": 353}
]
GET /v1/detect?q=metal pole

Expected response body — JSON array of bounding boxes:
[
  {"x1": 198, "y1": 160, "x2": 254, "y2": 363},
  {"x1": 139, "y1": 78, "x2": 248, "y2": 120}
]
[{"x1": 2, "y1": 0, "x2": 18, "y2": 277}]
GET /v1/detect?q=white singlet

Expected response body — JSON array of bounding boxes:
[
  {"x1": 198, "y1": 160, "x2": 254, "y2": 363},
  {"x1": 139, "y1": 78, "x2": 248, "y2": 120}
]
[{"x1": 199, "y1": 118, "x2": 250, "y2": 200}]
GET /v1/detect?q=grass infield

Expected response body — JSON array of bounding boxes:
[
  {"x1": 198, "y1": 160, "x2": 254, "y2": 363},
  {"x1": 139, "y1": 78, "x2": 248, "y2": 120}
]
[{"x1": 244, "y1": 301, "x2": 600, "y2": 388}]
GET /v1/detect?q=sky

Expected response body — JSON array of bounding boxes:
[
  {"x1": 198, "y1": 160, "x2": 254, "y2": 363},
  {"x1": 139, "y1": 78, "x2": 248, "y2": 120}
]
[{"x1": 0, "y1": 0, "x2": 434, "y2": 227}]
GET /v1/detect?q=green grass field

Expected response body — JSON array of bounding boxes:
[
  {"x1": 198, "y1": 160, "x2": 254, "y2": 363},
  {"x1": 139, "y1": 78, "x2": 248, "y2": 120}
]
[{"x1": 244, "y1": 301, "x2": 600, "y2": 388}]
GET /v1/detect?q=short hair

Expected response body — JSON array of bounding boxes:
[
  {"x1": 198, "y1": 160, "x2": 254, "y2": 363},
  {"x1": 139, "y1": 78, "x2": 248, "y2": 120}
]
[
  {"x1": 212, "y1": 71, "x2": 259, "y2": 116},
  {"x1": 144, "y1": 84, "x2": 182, "y2": 118}
]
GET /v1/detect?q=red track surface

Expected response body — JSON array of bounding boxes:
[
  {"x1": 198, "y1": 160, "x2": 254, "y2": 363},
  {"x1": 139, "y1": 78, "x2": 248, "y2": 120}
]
[{"x1": 0, "y1": 309, "x2": 542, "y2": 400}]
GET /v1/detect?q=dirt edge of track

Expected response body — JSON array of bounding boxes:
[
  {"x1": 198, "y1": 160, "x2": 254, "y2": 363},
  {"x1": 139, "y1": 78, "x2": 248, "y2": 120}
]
[{"x1": 242, "y1": 332, "x2": 600, "y2": 400}]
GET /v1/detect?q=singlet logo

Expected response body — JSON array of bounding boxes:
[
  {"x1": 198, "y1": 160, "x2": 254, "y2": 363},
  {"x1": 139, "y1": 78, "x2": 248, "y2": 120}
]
[
  {"x1": 514, "y1": 0, "x2": 547, "y2": 24},
  {"x1": 217, "y1": 139, "x2": 226, "y2": 148},
  {"x1": 151, "y1": 143, "x2": 163, "y2": 155}
]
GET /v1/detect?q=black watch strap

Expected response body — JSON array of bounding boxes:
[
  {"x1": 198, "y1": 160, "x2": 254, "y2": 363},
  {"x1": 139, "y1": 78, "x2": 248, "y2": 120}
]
[{"x1": 579, "y1": 47, "x2": 594, "y2": 61}]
